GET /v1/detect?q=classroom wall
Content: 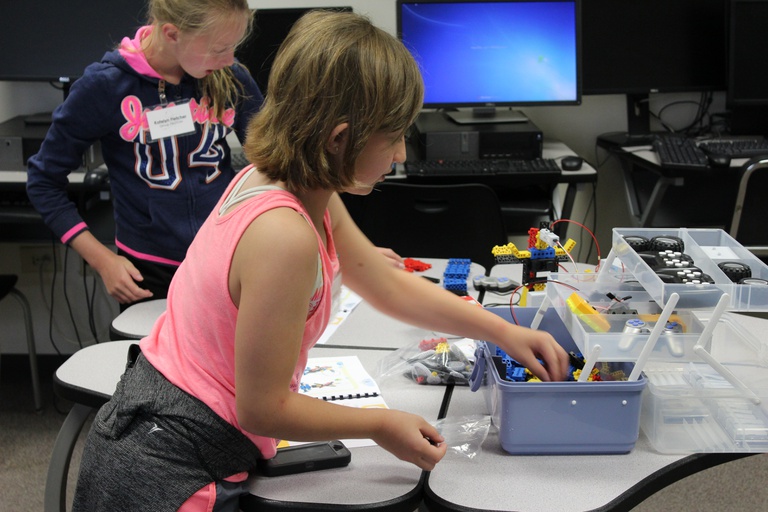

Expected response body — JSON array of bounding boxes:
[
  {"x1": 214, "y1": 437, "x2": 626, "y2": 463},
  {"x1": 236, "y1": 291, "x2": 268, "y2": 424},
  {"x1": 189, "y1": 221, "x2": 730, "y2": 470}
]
[{"x1": 0, "y1": 0, "x2": 720, "y2": 354}]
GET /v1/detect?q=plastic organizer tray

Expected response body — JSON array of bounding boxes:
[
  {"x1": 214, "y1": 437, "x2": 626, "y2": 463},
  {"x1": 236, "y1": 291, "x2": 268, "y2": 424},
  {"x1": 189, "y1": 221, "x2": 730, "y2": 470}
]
[
  {"x1": 470, "y1": 307, "x2": 646, "y2": 454},
  {"x1": 602, "y1": 228, "x2": 768, "y2": 311},
  {"x1": 640, "y1": 312, "x2": 768, "y2": 453},
  {"x1": 544, "y1": 273, "x2": 709, "y2": 364}
]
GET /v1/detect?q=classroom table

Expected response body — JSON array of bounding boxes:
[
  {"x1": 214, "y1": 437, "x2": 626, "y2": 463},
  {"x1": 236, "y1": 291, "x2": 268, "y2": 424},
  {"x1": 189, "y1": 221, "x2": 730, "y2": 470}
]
[
  {"x1": 595, "y1": 136, "x2": 747, "y2": 229},
  {"x1": 107, "y1": 258, "x2": 485, "y2": 343},
  {"x1": 242, "y1": 345, "x2": 449, "y2": 511},
  {"x1": 48, "y1": 266, "x2": 766, "y2": 512},
  {"x1": 423, "y1": 384, "x2": 750, "y2": 512},
  {"x1": 45, "y1": 339, "x2": 136, "y2": 512}
]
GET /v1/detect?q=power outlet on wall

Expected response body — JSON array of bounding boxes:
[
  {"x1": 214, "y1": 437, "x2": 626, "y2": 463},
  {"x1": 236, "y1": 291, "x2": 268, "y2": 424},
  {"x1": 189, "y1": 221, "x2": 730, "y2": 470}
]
[{"x1": 19, "y1": 245, "x2": 60, "y2": 273}]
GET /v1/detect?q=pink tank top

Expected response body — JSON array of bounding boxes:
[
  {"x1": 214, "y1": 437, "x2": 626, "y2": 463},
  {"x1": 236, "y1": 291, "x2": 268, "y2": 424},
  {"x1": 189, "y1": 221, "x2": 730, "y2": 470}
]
[{"x1": 141, "y1": 167, "x2": 339, "y2": 458}]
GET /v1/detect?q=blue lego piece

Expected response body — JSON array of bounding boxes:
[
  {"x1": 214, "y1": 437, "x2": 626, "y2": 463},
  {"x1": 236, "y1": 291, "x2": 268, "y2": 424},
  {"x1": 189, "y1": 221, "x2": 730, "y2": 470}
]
[
  {"x1": 529, "y1": 247, "x2": 555, "y2": 260},
  {"x1": 443, "y1": 258, "x2": 471, "y2": 293},
  {"x1": 443, "y1": 259, "x2": 471, "y2": 280},
  {"x1": 508, "y1": 366, "x2": 527, "y2": 382},
  {"x1": 443, "y1": 277, "x2": 467, "y2": 294}
]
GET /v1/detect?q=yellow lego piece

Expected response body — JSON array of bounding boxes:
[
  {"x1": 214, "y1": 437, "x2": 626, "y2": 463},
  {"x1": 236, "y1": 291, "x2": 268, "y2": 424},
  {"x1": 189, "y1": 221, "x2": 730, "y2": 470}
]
[
  {"x1": 492, "y1": 242, "x2": 530, "y2": 260},
  {"x1": 566, "y1": 292, "x2": 610, "y2": 332},
  {"x1": 534, "y1": 235, "x2": 548, "y2": 251},
  {"x1": 554, "y1": 238, "x2": 577, "y2": 257},
  {"x1": 638, "y1": 313, "x2": 687, "y2": 332},
  {"x1": 434, "y1": 342, "x2": 450, "y2": 353}
]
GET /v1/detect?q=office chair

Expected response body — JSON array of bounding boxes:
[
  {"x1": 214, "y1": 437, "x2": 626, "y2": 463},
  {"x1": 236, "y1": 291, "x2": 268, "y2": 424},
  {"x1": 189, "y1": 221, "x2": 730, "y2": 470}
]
[
  {"x1": 0, "y1": 274, "x2": 42, "y2": 411},
  {"x1": 730, "y1": 156, "x2": 768, "y2": 262},
  {"x1": 341, "y1": 182, "x2": 508, "y2": 271}
]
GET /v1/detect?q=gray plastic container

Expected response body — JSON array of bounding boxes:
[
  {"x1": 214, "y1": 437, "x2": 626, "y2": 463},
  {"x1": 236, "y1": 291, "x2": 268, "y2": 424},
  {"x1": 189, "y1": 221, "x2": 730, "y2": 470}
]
[{"x1": 470, "y1": 307, "x2": 646, "y2": 454}]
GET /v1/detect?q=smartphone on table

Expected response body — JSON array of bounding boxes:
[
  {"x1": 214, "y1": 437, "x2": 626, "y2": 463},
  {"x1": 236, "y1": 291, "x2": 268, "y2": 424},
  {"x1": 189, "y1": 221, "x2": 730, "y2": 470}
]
[{"x1": 257, "y1": 440, "x2": 352, "y2": 477}]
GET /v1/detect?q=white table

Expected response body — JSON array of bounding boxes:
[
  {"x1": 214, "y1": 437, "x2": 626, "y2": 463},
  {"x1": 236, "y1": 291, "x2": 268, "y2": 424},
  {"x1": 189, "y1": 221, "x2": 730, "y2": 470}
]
[
  {"x1": 243, "y1": 345, "x2": 448, "y2": 511},
  {"x1": 107, "y1": 258, "x2": 485, "y2": 343}
]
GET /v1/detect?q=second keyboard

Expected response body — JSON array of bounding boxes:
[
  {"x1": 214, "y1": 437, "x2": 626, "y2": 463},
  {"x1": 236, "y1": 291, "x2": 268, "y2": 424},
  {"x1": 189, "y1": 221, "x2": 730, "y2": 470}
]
[
  {"x1": 697, "y1": 138, "x2": 768, "y2": 158},
  {"x1": 404, "y1": 158, "x2": 561, "y2": 178},
  {"x1": 652, "y1": 136, "x2": 710, "y2": 169}
]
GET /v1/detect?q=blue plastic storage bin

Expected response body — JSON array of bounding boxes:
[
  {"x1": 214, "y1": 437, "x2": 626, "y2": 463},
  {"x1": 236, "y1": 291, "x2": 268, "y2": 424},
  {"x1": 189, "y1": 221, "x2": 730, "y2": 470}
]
[{"x1": 470, "y1": 307, "x2": 646, "y2": 454}]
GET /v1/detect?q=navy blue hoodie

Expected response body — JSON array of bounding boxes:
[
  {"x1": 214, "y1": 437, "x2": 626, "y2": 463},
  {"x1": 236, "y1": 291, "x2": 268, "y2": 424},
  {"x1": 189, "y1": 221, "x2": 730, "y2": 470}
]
[{"x1": 27, "y1": 42, "x2": 263, "y2": 266}]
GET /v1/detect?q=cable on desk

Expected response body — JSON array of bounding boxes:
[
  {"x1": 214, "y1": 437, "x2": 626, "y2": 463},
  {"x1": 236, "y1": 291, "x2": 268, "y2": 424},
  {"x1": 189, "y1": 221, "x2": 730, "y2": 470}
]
[
  {"x1": 63, "y1": 246, "x2": 84, "y2": 349},
  {"x1": 82, "y1": 261, "x2": 100, "y2": 343},
  {"x1": 549, "y1": 218, "x2": 602, "y2": 271}
]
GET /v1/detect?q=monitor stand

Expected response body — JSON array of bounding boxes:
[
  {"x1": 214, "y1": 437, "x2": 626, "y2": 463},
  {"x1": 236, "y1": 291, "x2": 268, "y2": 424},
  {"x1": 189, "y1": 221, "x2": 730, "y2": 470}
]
[
  {"x1": 446, "y1": 107, "x2": 529, "y2": 125},
  {"x1": 596, "y1": 93, "x2": 656, "y2": 147}
]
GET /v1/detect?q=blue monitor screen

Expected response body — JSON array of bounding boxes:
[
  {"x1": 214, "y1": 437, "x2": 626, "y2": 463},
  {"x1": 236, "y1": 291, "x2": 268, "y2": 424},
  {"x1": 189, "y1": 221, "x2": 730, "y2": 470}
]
[{"x1": 397, "y1": 0, "x2": 580, "y2": 108}]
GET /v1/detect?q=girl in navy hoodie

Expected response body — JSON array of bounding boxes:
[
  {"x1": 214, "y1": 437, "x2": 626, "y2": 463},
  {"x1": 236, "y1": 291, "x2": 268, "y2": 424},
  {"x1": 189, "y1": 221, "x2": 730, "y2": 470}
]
[{"x1": 27, "y1": 0, "x2": 262, "y2": 307}]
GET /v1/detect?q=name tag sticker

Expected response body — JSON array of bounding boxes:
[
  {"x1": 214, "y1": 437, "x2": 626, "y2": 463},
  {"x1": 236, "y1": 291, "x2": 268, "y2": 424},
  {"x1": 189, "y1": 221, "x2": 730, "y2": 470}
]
[{"x1": 146, "y1": 102, "x2": 196, "y2": 142}]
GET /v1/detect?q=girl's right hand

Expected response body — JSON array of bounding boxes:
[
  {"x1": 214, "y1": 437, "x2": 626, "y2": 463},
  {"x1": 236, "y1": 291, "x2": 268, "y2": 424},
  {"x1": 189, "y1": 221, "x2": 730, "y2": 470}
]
[
  {"x1": 99, "y1": 254, "x2": 153, "y2": 304},
  {"x1": 371, "y1": 410, "x2": 447, "y2": 471}
]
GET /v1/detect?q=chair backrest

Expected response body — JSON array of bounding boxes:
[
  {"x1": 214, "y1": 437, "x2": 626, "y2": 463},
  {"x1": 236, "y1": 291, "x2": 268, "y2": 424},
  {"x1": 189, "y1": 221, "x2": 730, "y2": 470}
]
[
  {"x1": 341, "y1": 182, "x2": 508, "y2": 271},
  {"x1": 730, "y1": 155, "x2": 768, "y2": 258}
]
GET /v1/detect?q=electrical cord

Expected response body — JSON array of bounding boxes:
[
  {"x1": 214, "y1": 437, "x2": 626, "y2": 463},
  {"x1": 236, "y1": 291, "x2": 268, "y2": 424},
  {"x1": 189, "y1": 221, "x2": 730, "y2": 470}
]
[{"x1": 63, "y1": 246, "x2": 83, "y2": 348}]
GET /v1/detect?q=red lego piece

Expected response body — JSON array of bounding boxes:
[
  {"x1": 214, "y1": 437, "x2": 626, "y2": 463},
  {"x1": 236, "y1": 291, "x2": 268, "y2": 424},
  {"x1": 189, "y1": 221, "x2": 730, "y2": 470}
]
[
  {"x1": 404, "y1": 258, "x2": 432, "y2": 272},
  {"x1": 527, "y1": 227, "x2": 539, "y2": 249},
  {"x1": 418, "y1": 337, "x2": 447, "y2": 351}
]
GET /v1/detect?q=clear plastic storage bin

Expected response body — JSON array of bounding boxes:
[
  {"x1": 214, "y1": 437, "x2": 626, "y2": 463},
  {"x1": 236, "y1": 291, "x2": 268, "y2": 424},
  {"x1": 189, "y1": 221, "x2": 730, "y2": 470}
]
[
  {"x1": 640, "y1": 312, "x2": 768, "y2": 453},
  {"x1": 545, "y1": 273, "x2": 708, "y2": 363},
  {"x1": 603, "y1": 228, "x2": 768, "y2": 311}
]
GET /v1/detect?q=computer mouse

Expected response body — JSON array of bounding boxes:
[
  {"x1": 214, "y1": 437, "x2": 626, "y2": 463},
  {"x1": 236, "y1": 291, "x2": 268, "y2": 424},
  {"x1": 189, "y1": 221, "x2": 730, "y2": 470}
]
[
  {"x1": 707, "y1": 153, "x2": 731, "y2": 168},
  {"x1": 561, "y1": 155, "x2": 583, "y2": 171}
]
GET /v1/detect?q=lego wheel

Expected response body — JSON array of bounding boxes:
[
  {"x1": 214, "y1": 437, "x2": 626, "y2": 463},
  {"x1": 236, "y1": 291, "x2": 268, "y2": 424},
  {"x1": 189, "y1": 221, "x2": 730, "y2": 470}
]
[
  {"x1": 717, "y1": 261, "x2": 751, "y2": 283},
  {"x1": 649, "y1": 235, "x2": 684, "y2": 253},
  {"x1": 623, "y1": 235, "x2": 650, "y2": 252}
]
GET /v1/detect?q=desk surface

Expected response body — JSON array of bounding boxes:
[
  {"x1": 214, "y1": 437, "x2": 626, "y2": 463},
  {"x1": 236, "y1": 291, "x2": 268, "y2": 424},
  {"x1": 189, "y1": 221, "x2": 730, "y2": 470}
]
[
  {"x1": 108, "y1": 258, "x2": 486, "y2": 344},
  {"x1": 243, "y1": 345, "x2": 448, "y2": 511},
  {"x1": 53, "y1": 339, "x2": 134, "y2": 407},
  {"x1": 52, "y1": 291, "x2": 768, "y2": 512},
  {"x1": 424, "y1": 385, "x2": 747, "y2": 512}
]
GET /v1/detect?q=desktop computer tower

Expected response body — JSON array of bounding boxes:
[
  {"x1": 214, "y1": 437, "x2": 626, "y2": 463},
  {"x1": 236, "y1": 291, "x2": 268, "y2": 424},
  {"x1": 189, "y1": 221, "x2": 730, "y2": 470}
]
[
  {"x1": 0, "y1": 114, "x2": 103, "y2": 171},
  {"x1": 411, "y1": 111, "x2": 543, "y2": 161}
]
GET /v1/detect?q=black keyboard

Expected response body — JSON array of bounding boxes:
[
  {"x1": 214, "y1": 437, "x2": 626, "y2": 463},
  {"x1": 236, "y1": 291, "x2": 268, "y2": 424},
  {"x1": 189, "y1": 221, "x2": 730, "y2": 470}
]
[
  {"x1": 697, "y1": 138, "x2": 768, "y2": 158},
  {"x1": 652, "y1": 135, "x2": 709, "y2": 169},
  {"x1": 404, "y1": 158, "x2": 561, "y2": 178}
]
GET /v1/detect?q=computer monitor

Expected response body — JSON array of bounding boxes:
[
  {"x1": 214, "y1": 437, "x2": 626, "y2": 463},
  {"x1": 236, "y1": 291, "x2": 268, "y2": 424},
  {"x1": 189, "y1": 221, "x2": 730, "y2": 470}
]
[
  {"x1": 236, "y1": 7, "x2": 353, "y2": 95},
  {"x1": 0, "y1": 0, "x2": 145, "y2": 91},
  {"x1": 727, "y1": 0, "x2": 768, "y2": 135},
  {"x1": 581, "y1": 0, "x2": 728, "y2": 141},
  {"x1": 396, "y1": 0, "x2": 581, "y2": 124}
]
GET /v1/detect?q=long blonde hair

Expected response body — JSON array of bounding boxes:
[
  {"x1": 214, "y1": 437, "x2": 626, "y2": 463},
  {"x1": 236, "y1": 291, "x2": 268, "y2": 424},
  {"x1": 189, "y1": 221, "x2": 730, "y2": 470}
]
[
  {"x1": 243, "y1": 10, "x2": 424, "y2": 192},
  {"x1": 147, "y1": 0, "x2": 253, "y2": 119}
]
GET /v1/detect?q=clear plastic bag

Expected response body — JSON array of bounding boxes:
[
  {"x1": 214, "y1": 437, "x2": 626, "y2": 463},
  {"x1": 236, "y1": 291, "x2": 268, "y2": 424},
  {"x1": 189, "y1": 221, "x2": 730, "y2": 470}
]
[
  {"x1": 375, "y1": 337, "x2": 477, "y2": 386},
  {"x1": 433, "y1": 414, "x2": 491, "y2": 461}
]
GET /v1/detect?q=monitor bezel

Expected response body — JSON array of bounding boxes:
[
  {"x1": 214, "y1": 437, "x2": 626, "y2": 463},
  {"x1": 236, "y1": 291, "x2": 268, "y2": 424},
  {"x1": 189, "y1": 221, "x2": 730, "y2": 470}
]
[
  {"x1": 237, "y1": 6, "x2": 353, "y2": 95},
  {"x1": 726, "y1": 0, "x2": 768, "y2": 108},
  {"x1": 580, "y1": 0, "x2": 728, "y2": 96},
  {"x1": 0, "y1": 0, "x2": 146, "y2": 84}
]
